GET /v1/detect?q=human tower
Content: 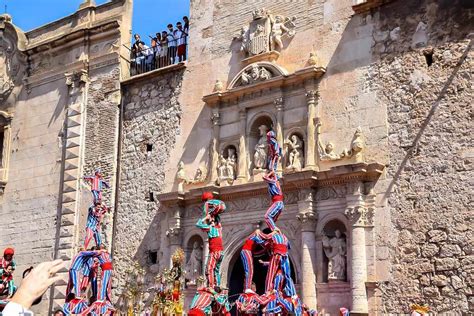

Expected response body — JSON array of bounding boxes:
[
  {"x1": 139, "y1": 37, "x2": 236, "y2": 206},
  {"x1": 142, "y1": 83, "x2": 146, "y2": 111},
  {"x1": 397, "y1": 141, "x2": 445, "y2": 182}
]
[
  {"x1": 189, "y1": 131, "x2": 317, "y2": 316},
  {"x1": 62, "y1": 168, "x2": 115, "y2": 315}
]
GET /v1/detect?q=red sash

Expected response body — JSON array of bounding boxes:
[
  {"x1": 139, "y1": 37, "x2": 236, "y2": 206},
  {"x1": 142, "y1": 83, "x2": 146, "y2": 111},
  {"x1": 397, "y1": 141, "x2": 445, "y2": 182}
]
[
  {"x1": 101, "y1": 262, "x2": 113, "y2": 270},
  {"x1": 273, "y1": 244, "x2": 287, "y2": 255},
  {"x1": 272, "y1": 195, "x2": 283, "y2": 202},
  {"x1": 242, "y1": 239, "x2": 254, "y2": 251},
  {"x1": 209, "y1": 236, "x2": 223, "y2": 251}
]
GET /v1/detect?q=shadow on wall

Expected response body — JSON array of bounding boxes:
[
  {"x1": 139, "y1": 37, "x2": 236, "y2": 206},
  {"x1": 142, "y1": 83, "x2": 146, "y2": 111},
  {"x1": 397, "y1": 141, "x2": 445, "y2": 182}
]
[
  {"x1": 325, "y1": 12, "x2": 374, "y2": 76},
  {"x1": 175, "y1": 104, "x2": 213, "y2": 191}
]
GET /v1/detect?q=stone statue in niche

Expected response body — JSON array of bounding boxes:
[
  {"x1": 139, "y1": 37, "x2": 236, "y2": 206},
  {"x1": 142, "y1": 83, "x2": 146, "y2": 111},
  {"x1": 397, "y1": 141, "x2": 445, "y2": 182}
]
[
  {"x1": 217, "y1": 147, "x2": 237, "y2": 185},
  {"x1": 240, "y1": 64, "x2": 273, "y2": 86},
  {"x1": 322, "y1": 230, "x2": 346, "y2": 281},
  {"x1": 253, "y1": 125, "x2": 269, "y2": 171},
  {"x1": 226, "y1": 148, "x2": 237, "y2": 180},
  {"x1": 284, "y1": 134, "x2": 304, "y2": 172},
  {"x1": 185, "y1": 241, "x2": 203, "y2": 285},
  {"x1": 235, "y1": 8, "x2": 297, "y2": 57},
  {"x1": 318, "y1": 127, "x2": 365, "y2": 162}
]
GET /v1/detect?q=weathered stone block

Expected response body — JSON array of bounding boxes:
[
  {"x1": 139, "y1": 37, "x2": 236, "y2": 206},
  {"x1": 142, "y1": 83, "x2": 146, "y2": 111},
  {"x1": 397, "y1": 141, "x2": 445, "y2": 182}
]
[
  {"x1": 440, "y1": 244, "x2": 462, "y2": 257},
  {"x1": 423, "y1": 286, "x2": 440, "y2": 297},
  {"x1": 421, "y1": 243, "x2": 439, "y2": 258},
  {"x1": 435, "y1": 258, "x2": 460, "y2": 271},
  {"x1": 427, "y1": 229, "x2": 447, "y2": 243},
  {"x1": 451, "y1": 275, "x2": 464, "y2": 290},
  {"x1": 432, "y1": 275, "x2": 448, "y2": 287}
]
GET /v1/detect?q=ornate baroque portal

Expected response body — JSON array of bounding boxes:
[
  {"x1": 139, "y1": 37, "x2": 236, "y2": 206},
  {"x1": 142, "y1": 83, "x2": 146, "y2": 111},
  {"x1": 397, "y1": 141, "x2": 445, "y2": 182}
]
[{"x1": 158, "y1": 8, "x2": 385, "y2": 315}]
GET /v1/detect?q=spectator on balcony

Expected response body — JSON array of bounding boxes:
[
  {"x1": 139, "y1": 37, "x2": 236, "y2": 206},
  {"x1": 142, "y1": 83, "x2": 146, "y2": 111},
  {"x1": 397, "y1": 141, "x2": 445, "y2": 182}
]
[
  {"x1": 175, "y1": 22, "x2": 188, "y2": 62},
  {"x1": 160, "y1": 31, "x2": 169, "y2": 66},
  {"x1": 167, "y1": 24, "x2": 177, "y2": 64},
  {"x1": 132, "y1": 33, "x2": 145, "y2": 53},
  {"x1": 136, "y1": 42, "x2": 153, "y2": 73},
  {"x1": 183, "y1": 16, "x2": 189, "y2": 34},
  {"x1": 151, "y1": 32, "x2": 162, "y2": 68}
]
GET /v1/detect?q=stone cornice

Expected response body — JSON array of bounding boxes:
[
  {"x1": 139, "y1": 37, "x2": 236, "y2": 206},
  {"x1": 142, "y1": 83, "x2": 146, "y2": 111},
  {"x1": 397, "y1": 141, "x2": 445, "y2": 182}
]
[
  {"x1": 26, "y1": 20, "x2": 121, "y2": 53},
  {"x1": 203, "y1": 66, "x2": 326, "y2": 107},
  {"x1": 157, "y1": 162, "x2": 385, "y2": 207}
]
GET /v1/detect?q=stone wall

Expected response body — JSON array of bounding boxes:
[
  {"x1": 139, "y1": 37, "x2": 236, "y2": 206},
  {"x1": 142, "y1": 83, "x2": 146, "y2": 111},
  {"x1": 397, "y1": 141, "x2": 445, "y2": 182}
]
[
  {"x1": 365, "y1": 0, "x2": 473, "y2": 313},
  {"x1": 113, "y1": 69, "x2": 184, "y2": 300},
  {"x1": 81, "y1": 65, "x2": 121, "y2": 246},
  {"x1": 0, "y1": 80, "x2": 68, "y2": 314}
]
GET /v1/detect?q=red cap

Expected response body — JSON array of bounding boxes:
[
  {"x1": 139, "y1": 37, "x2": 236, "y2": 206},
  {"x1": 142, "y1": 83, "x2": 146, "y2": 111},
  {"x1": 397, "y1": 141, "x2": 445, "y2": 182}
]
[
  {"x1": 4, "y1": 248, "x2": 14, "y2": 256},
  {"x1": 201, "y1": 191, "x2": 214, "y2": 201}
]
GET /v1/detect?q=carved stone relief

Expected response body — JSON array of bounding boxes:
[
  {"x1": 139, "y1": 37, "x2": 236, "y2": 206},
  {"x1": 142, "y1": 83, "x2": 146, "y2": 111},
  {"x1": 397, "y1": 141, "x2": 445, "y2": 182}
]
[
  {"x1": 236, "y1": 8, "x2": 296, "y2": 57},
  {"x1": 284, "y1": 134, "x2": 304, "y2": 172},
  {"x1": 318, "y1": 127, "x2": 365, "y2": 163},
  {"x1": 176, "y1": 161, "x2": 208, "y2": 193},
  {"x1": 240, "y1": 64, "x2": 272, "y2": 86},
  {"x1": 315, "y1": 186, "x2": 346, "y2": 201},
  {"x1": 345, "y1": 206, "x2": 374, "y2": 227},
  {"x1": 0, "y1": 14, "x2": 26, "y2": 103}
]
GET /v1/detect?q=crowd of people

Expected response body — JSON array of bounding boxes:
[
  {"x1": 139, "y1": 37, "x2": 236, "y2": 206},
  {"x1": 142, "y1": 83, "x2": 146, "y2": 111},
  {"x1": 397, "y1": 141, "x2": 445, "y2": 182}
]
[{"x1": 131, "y1": 16, "x2": 189, "y2": 75}]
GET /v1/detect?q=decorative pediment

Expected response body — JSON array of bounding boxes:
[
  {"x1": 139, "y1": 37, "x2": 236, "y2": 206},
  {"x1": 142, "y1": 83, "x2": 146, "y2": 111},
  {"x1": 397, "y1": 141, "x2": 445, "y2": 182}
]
[{"x1": 228, "y1": 62, "x2": 288, "y2": 89}]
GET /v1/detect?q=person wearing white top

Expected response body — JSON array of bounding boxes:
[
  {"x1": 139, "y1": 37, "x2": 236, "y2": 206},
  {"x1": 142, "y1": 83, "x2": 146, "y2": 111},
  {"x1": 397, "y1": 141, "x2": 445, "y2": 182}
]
[
  {"x1": 2, "y1": 260, "x2": 64, "y2": 316},
  {"x1": 175, "y1": 22, "x2": 188, "y2": 62},
  {"x1": 166, "y1": 23, "x2": 177, "y2": 64}
]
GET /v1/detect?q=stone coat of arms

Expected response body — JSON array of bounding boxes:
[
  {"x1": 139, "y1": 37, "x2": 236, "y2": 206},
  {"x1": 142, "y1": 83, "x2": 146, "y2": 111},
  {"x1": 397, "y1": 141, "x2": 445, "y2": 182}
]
[{"x1": 237, "y1": 8, "x2": 297, "y2": 57}]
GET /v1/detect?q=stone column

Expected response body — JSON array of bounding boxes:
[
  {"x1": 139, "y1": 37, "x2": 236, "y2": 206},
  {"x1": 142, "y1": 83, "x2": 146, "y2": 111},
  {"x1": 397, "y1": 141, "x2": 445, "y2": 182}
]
[
  {"x1": 209, "y1": 109, "x2": 220, "y2": 184},
  {"x1": 345, "y1": 205, "x2": 373, "y2": 315},
  {"x1": 305, "y1": 90, "x2": 317, "y2": 170},
  {"x1": 297, "y1": 189, "x2": 318, "y2": 309},
  {"x1": 274, "y1": 97, "x2": 284, "y2": 173},
  {"x1": 237, "y1": 110, "x2": 248, "y2": 182}
]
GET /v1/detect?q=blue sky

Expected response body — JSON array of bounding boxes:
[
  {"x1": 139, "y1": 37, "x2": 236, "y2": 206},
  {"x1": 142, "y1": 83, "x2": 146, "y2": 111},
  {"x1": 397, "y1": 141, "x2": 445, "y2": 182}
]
[{"x1": 0, "y1": 0, "x2": 189, "y2": 45}]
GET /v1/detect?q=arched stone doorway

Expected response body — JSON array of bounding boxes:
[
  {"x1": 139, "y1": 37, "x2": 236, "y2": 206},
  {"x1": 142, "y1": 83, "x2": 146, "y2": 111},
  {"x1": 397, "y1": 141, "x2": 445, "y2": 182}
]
[{"x1": 227, "y1": 246, "x2": 297, "y2": 315}]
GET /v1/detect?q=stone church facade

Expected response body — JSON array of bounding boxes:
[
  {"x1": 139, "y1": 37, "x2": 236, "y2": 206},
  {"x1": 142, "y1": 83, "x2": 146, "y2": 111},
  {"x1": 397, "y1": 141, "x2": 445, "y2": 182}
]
[{"x1": 0, "y1": 0, "x2": 472, "y2": 315}]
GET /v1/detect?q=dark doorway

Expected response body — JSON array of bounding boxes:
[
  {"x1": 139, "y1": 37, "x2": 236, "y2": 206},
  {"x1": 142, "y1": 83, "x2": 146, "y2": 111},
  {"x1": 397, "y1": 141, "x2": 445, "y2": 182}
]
[{"x1": 228, "y1": 248, "x2": 297, "y2": 315}]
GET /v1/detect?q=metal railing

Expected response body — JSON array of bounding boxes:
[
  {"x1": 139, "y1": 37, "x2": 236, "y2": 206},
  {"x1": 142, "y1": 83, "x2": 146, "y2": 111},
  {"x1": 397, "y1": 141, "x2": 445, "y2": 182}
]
[{"x1": 128, "y1": 38, "x2": 188, "y2": 76}]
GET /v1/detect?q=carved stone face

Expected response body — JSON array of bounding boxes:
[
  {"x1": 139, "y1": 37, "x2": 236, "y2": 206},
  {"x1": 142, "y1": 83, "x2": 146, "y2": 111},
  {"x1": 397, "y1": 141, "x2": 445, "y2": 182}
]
[
  {"x1": 258, "y1": 124, "x2": 268, "y2": 136},
  {"x1": 193, "y1": 241, "x2": 200, "y2": 249},
  {"x1": 291, "y1": 135, "x2": 298, "y2": 143},
  {"x1": 275, "y1": 16, "x2": 283, "y2": 23},
  {"x1": 250, "y1": 64, "x2": 260, "y2": 78},
  {"x1": 335, "y1": 230, "x2": 341, "y2": 238},
  {"x1": 326, "y1": 143, "x2": 334, "y2": 153}
]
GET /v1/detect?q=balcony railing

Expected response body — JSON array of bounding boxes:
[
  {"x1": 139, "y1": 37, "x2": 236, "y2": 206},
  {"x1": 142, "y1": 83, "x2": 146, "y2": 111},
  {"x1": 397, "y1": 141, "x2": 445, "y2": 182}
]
[{"x1": 127, "y1": 38, "x2": 188, "y2": 76}]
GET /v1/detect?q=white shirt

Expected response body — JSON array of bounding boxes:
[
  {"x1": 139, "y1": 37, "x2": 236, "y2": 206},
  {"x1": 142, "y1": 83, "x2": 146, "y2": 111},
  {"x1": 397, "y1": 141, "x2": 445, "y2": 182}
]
[
  {"x1": 2, "y1": 302, "x2": 34, "y2": 316},
  {"x1": 175, "y1": 30, "x2": 186, "y2": 46},
  {"x1": 167, "y1": 32, "x2": 176, "y2": 47}
]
